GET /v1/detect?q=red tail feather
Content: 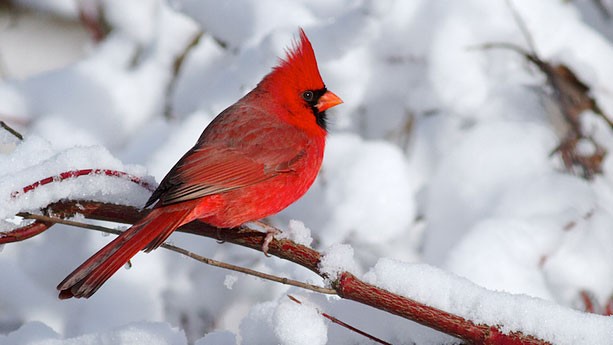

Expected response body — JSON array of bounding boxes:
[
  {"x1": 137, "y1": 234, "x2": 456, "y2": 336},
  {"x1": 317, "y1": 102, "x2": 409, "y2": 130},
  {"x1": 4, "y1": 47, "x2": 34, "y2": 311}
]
[{"x1": 57, "y1": 205, "x2": 193, "y2": 299}]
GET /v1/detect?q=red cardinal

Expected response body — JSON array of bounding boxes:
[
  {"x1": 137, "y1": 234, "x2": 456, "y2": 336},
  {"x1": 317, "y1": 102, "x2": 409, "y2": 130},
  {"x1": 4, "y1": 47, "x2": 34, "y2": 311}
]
[{"x1": 57, "y1": 29, "x2": 342, "y2": 299}]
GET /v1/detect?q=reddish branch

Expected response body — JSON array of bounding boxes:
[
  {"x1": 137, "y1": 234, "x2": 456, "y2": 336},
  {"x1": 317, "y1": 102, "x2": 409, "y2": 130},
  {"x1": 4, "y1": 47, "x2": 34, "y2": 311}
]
[
  {"x1": 4, "y1": 208, "x2": 551, "y2": 345},
  {"x1": 577, "y1": 290, "x2": 613, "y2": 316},
  {"x1": 11, "y1": 169, "x2": 155, "y2": 198},
  {"x1": 0, "y1": 219, "x2": 52, "y2": 243},
  {"x1": 0, "y1": 171, "x2": 553, "y2": 344},
  {"x1": 336, "y1": 273, "x2": 547, "y2": 345}
]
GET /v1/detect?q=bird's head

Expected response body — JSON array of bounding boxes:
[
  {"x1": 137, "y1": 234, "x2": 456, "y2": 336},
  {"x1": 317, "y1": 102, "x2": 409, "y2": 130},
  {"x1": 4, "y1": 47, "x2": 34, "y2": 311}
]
[{"x1": 260, "y1": 29, "x2": 343, "y2": 133}]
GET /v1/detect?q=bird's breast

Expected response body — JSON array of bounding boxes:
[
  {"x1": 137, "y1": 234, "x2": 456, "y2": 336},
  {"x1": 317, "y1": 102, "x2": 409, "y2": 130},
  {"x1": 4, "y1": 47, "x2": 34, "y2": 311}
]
[{"x1": 199, "y1": 141, "x2": 324, "y2": 229}]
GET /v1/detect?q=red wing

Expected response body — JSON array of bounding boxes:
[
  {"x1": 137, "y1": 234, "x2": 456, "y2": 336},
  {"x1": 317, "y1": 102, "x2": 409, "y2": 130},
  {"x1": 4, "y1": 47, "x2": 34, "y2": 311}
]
[{"x1": 151, "y1": 146, "x2": 303, "y2": 206}]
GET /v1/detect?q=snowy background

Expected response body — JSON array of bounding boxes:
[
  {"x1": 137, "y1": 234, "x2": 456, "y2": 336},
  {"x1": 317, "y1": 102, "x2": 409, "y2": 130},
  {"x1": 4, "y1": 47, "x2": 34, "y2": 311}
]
[{"x1": 1, "y1": 0, "x2": 613, "y2": 344}]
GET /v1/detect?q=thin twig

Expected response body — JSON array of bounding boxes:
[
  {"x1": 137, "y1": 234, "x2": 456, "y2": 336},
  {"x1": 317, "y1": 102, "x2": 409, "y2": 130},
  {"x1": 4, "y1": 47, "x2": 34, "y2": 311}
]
[
  {"x1": 0, "y1": 120, "x2": 23, "y2": 140},
  {"x1": 16, "y1": 212, "x2": 336, "y2": 295},
  {"x1": 505, "y1": 0, "x2": 538, "y2": 54},
  {"x1": 468, "y1": 42, "x2": 542, "y2": 67},
  {"x1": 288, "y1": 295, "x2": 392, "y2": 345},
  {"x1": 165, "y1": 243, "x2": 335, "y2": 294},
  {"x1": 17, "y1": 212, "x2": 118, "y2": 234}
]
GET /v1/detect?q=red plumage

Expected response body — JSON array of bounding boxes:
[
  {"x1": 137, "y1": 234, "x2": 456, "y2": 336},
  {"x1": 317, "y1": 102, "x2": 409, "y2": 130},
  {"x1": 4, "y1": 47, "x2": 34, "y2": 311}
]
[{"x1": 57, "y1": 29, "x2": 342, "y2": 299}]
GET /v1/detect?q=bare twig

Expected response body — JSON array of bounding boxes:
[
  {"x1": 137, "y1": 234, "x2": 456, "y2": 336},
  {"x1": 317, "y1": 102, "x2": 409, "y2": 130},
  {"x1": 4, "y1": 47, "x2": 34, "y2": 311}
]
[
  {"x1": 0, "y1": 120, "x2": 23, "y2": 140},
  {"x1": 504, "y1": 0, "x2": 538, "y2": 54},
  {"x1": 288, "y1": 295, "x2": 392, "y2": 345},
  {"x1": 165, "y1": 242, "x2": 335, "y2": 294},
  {"x1": 17, "y1": 212, "x2": 122, "y2": 234}
]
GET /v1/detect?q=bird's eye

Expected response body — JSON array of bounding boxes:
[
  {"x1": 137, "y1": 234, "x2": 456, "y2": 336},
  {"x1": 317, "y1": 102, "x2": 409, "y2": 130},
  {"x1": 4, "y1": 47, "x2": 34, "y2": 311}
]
[{"x1": 302, "y1": 90, "x2": 314, "y2": 102}]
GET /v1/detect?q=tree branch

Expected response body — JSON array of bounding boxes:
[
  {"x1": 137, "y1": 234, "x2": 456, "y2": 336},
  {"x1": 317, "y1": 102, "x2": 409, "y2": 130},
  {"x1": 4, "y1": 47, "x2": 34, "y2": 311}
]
[
  {"x1": 2, "y1": 199, "x2": 552, "y2": 345},
  {"x1": 336, "y1": 273, "x2": 548, "y2": 345},
  {"x1": 15, "y1": 212, "x2": 336, "y2": 296}
]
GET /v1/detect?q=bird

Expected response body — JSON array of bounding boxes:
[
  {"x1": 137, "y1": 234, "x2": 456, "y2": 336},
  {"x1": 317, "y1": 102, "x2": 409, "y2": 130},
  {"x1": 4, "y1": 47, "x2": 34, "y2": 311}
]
[{"x1": 57, "y1": 29, "x2": 342, "y2": 299}]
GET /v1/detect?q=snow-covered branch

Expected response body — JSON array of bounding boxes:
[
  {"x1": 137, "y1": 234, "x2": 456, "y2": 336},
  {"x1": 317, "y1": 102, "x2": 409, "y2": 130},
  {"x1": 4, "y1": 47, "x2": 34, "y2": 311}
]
[{"x1": 5, "y1": 193, "x2": 606, "y2": 344}]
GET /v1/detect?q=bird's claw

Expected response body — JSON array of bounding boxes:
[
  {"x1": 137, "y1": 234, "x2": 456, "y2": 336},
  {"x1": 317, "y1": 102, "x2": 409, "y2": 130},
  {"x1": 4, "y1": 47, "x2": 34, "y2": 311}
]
[
  {"x1": 252, "y1": 221, "x2": 281, "y2": 257},
  {"x1": 262, "y1": 231, "x2": 275, "y2": 257}
]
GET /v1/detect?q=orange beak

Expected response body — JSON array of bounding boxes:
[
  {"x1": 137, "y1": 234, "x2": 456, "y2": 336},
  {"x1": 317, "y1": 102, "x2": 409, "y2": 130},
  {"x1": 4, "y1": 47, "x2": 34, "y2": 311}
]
[{"x1": 316, "y1": 90, "x2": 343, "y2": 112}]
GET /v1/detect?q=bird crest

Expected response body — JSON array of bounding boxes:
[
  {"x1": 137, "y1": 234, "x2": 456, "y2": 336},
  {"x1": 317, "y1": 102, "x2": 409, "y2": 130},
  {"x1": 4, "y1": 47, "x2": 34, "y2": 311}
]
[{"x1": 270, "y1": 28, "x2": 325, "y2": 91}]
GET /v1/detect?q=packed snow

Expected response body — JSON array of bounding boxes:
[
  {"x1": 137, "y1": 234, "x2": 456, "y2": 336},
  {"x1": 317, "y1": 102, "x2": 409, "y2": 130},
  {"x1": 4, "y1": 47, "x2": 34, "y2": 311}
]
[
  {"x1": 2, "y1": 0, "x2": 613, "y2": 344},
  {"x1": 275, "y1": 219, "x2": 313, "y2": 247},
  {"x1": 363, "y1": 259, "x2": 613, "y2": 345}
]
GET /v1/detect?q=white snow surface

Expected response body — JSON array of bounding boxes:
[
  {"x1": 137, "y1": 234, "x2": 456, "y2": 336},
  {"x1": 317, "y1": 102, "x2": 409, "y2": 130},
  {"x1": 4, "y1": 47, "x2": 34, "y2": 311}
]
[
  {"x1": 272, "y1": 298, "x2": 327, "y2": 345},
  {"x1": 276, "y1": 219, "x2": 314, "y2": 247},
  {"x1": 318, "y1": 243, "x2": 360, "y2": 283},
  {"x1": 2, "y1": 0, "x2": 613, "y2": 344},
  {"x1": 364, "y1": 259, "x2": 613, "y2": 345}
]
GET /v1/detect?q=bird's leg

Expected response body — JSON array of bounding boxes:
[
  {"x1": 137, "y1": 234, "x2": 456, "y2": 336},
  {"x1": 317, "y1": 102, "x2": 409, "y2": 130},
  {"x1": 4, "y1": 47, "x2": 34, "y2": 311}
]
[{"x1": 251, "y1": 221, "x2": 282, "y2": 257}]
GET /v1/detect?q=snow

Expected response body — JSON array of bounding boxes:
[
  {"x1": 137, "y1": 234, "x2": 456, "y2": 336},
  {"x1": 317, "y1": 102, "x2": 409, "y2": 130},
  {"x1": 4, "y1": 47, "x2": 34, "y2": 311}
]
[
  {"x1": 319, "y1": 244, "x2": 360, "y2": 281},
  {"x1": 276, "y1": 220, "x2": 313, "y2": 247},
  {"x1": 2, "y1": 0, "x2": 613, "y2": 344},
  {"x1": 319, "y1": 134, "x2": 416, "y2": 245},
  {"x1": 423, "y1": 121, "x2": 558, "y2": 264},
  {"x1": 272, "y1": 298, "x2": 327, "y2": 345},
  {"x1": 364, "y1": 259, "x2": 613, "y2": 345}
]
